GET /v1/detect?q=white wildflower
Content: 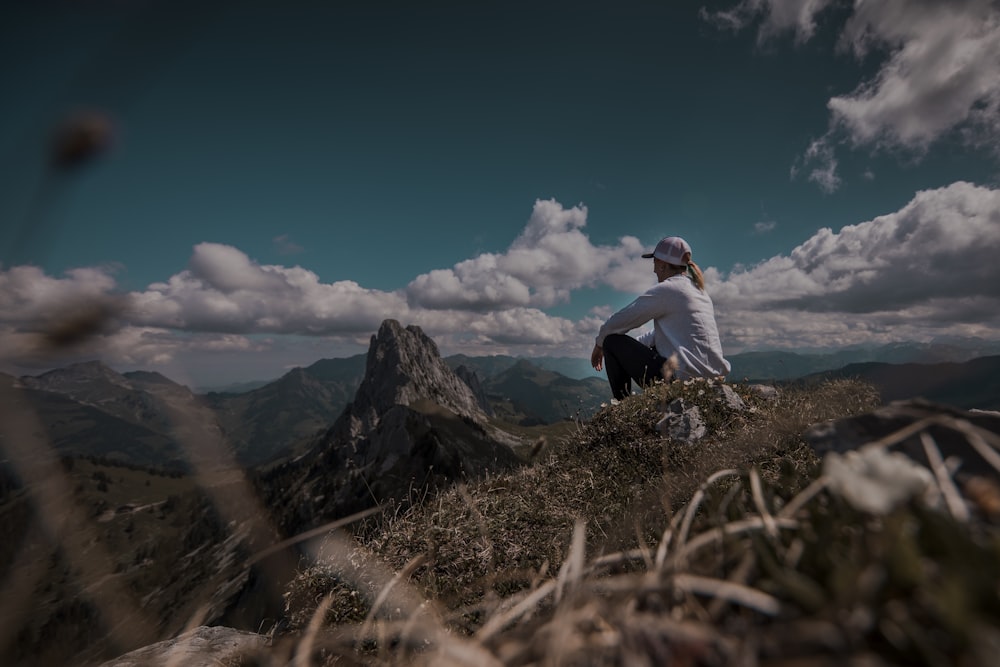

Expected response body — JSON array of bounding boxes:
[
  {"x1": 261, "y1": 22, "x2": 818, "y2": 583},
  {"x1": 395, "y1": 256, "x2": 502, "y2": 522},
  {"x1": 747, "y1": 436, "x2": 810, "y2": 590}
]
[{"x1": 823, "y1": 445, "x2": 933, "y2": 515}]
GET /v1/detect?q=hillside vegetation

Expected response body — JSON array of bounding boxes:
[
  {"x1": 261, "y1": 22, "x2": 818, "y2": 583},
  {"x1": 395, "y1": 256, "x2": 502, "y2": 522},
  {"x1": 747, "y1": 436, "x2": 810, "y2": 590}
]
[
  {"x1": 253, "y1": 377, "x2": 1000, "y2": 666},
  {"x1": 10, "y1": 376, "x2": 1000, "y2": 666},
  {"x1": 0, "y1": 457, "x2": 251, "y2": 667}
]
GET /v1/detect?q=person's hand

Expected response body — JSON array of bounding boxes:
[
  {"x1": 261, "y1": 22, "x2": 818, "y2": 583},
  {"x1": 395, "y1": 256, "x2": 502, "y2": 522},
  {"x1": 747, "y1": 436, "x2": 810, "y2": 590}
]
[{"x1": 590, "y1": 344, "x2": 604, "y2": 371}]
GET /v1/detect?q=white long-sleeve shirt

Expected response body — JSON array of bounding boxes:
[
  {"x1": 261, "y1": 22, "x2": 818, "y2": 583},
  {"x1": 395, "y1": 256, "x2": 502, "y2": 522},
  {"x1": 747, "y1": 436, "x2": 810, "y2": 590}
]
[{"x1": 595, "y1": 274, "x2": 731, "y2": 379}]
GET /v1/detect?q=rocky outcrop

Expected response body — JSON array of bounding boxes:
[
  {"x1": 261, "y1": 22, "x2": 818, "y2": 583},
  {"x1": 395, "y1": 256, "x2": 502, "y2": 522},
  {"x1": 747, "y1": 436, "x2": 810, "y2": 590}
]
[
  {"x1": 329, "y1": 320, "x2": 488, "y2": 442},
  {"x1": 454, "y1": 364, "x2": 494, "y2": 417},
  {"x1": 98, "y1": 626, "x2": 268, "y2": 667},
  {"x1": 804, "y1": 399, "x2": 1000, "y2": 479},
  {"x1": 657, "y1": 398, "x2": 707, "y2": 442},
  {"x1": 262, "y1": 320, "x2": 523, "y2": 535},
  {"x1": 655, "y1": 379, "x2": 751, "y2": 443}
]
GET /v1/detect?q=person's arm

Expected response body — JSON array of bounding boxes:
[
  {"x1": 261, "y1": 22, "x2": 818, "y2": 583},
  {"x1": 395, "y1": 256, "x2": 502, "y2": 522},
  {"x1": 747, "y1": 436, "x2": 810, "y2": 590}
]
[{"x1": 595, "y1": 290, "x2": 666, "y2": 347}]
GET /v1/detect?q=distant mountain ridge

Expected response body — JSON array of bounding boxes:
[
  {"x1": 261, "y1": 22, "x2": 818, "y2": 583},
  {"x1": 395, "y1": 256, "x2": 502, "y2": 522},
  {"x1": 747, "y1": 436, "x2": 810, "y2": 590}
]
[
  {"x1": 445, "y1": 354, "x2": 601, "y2": 382},
  {"x1": 15, "y1": 339, "x2": 1000, "y2": 470},
  {"x1": 15, "y1": 361, "x2": 197, "y2": 468},
  {"x1": 10, "y1": 351, "x2": 599, "y2": 469},
  {"x1": 203, "y1": 355, "x2": 367, "y2": 464},
  {"x1": 482, "y1": 359, "x2": 607, "y2": 425},
  {"x1": 728, "y1": 340, "x2": 1000, "y2": 381},
  {"x1": 797, "y1": 355, "x2": 1000, "y2": 411},
  {"x1": 189, "y1": 340, "x2": 1000, "y2": 389}
]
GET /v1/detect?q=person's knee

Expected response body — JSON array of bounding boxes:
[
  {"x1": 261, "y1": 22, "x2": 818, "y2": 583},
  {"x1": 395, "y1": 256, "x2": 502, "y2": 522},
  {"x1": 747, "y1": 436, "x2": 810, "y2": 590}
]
[{"x1": 603, "y1": 333, "x2": 629, "y2": 355}]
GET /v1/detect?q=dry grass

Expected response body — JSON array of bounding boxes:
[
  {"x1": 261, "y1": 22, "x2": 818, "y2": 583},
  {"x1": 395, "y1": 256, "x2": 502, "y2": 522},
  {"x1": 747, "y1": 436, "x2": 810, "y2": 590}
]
[
  {"x1": 8, "y1": 372, "x2": 1000, "y2": 667},
  {"x1": 275, "y1": 378, "x2": 1000, "y2": 667}
]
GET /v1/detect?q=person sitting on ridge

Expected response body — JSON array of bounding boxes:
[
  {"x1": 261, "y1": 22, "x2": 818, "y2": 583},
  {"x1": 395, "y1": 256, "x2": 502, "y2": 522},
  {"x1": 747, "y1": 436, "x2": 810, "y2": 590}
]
[{"x1": 591, "y1": 236, "x2": 730, "y2": 400}]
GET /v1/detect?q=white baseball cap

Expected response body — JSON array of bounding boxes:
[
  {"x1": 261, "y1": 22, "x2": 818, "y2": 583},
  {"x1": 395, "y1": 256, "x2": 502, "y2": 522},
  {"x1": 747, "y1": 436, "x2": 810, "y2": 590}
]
[{"x1": 641, "y1": 236, "x2": 691, "y2": 265}]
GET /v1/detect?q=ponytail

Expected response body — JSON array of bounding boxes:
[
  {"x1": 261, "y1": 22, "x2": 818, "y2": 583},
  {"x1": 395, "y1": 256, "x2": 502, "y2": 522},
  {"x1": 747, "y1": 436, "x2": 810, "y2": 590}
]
[{"x1": 687, "y1": 260, "x2": 705, "y2": 291}]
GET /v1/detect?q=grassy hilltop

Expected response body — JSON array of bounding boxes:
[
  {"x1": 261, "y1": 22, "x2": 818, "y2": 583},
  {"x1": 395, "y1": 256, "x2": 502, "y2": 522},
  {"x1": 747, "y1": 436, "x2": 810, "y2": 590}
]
[{"x1": 256, "y1": 377, "x2": 1000, "y2": 667}]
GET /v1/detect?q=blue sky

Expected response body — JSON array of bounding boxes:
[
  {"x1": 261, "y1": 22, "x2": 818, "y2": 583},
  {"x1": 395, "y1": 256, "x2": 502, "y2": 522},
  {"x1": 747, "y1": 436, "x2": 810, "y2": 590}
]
[{"x1": 2, "y1": 0, "x2": 1000, "y2": 387}]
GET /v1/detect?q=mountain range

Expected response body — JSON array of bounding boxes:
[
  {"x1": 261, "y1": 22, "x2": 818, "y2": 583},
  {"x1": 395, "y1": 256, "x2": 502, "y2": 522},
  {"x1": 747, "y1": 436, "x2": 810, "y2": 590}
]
[
  {"x1": 8, "y1": 340, "x2": 1000, "y2": 471},
  {"x1": 727, "y1": 339, "x2": 1000, "y2": 381},
  {"x1": 193, "y1": 339, "x2": 1000, "y2": 391},
  {"x1": 8, "y1": 351, "x2": 606, "y2": 468},
  {"x1": 796, "y1": 355, "x2": 1000, "y2": 411}
]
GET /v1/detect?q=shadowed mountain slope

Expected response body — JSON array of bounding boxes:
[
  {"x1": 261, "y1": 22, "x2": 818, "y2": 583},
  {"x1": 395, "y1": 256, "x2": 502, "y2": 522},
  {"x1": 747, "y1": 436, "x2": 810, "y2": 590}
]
[
  {"x1": 14, "y1": 362, "x2": 196, "y2": 468},
  {"x1": 482, "y1": 359, "x2": 608, "y2": 425},
  {"x1": 259, "y1": 320, "x2": 524, "y2": 536},
  {"x1": 204, "y1": 355, "x2": 366, "y2": 465}
]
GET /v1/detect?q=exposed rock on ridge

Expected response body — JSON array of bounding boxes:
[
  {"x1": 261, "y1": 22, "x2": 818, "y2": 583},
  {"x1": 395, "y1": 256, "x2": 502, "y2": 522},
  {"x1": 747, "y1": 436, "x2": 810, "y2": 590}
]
[
  {"x1": 454, "y1": 364, "x2": 494, "y2": 417},
  {"x1": 334, "y1": 319, "x2": 487, "y2": 438},
  {"x1": 264, "y1": 320, "x2": 522, "y2": 535},
  {"x1": 98, "y1": 625, "x2": 267, "y2": 667}
]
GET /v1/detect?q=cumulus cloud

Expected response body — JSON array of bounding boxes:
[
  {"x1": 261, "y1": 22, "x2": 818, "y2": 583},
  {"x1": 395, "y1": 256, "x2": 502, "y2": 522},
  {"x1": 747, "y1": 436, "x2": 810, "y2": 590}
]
[
  {"x1": 6, "y1": 185, "x2": 1000, "y2": 375},
  {"x1": 709, "y1": 0, "x2": 1000, "y2": 190},
  {"x1": 1, "y1": 220, "x2": 622, "y2": 372},
  {"x1": 713, "y1": 181, "x2": 1000, "y2": 350},
  {"x1": 832, "y1": 0, "x2": 1000, "y2": 153},
  {"x1": 186, "y1": 242, "x2": 289, "y2": 293},
  {"x1": 406, "y1": 199, "x2": 650, "y2": 309},
  {"x1": 131, "y1": 243, "x2": 408, "y2": 334},
  {"x1": 0, "y1": 265, "x2": 118, "y2": 328}
]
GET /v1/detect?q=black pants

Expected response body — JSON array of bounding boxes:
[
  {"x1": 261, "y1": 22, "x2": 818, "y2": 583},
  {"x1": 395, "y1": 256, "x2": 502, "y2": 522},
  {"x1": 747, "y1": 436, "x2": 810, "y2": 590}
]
[{"x1": 603, "y1": 333, "x2": 669, "y2": 400}]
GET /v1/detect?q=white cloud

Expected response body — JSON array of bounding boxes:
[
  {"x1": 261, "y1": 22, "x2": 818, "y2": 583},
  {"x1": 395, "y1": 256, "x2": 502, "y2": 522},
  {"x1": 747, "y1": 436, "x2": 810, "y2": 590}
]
[
  {"x1": 5, "y1": 185, "x2": 1000, "y2": 377},
  {"x1": 801, "y1": 136, "x2": 842, "y2": 193},
  {"x1": 405, "y1": 199, "x2": 650, "y2": 309},
  {"x1": 713, "y1": 181, "x2": 1000, "y2": 350},
  {"x1": 0, "y1": 225, "x2": 616, "y2": 374},
  {"x1": 754, "y1": 220, "x2": 777, "y2": 234},
  {"x1": 458, "y1": 308, "x2": 580, "y2": 346},
  {"x1": 0, "y1": 265, "x2": 118, "y2": 328},
  {"x1": 710, "y1": 0, "x2": 1000, "y2": 191},
  {"x1": 186, "y1": 242, "x2": 289, "y2": 293},
  {"x1": 131, "y1": 244, "x2": 408, "y2": 334},
  {"x1": 831, "y1": 0, "x2": 1000, "y2": 153}
]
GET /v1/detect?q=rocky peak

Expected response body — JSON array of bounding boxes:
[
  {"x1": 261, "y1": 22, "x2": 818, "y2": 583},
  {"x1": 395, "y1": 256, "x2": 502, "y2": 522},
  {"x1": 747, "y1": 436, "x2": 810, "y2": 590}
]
[
  {"x1": 25, "y1": 360, "x2": 131, "y2": 393},
  {"x1": 268, "y1": 320, "x2": 521, "y2": 535},
  {"x1": 351, "y1": 319, "x2": 485, "y2": 425}
]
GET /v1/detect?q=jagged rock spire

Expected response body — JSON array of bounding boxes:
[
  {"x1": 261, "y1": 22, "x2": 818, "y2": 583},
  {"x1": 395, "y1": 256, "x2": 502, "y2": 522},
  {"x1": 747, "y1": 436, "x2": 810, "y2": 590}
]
[
  {"x1": 350, "y1": 319, "x2": 485, "y2": 425},
  {"x1": 271, "y1": 319, "x2": 522, "y2": 534}
]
